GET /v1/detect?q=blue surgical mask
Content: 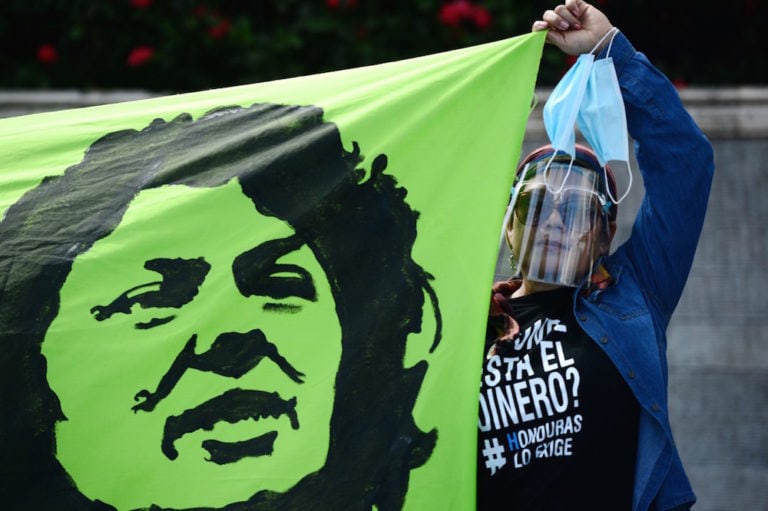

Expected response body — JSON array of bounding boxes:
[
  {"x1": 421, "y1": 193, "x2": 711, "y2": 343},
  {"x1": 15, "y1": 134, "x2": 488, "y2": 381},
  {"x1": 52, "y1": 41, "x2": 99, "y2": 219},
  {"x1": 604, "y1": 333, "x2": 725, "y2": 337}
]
[
  {"x1": 577, "y1": 57, "x2": 628, "y2": 166},
  {"x1": 543, "y1": 27, "x2": 632, "y2": 205},
  {"x1": 542, "y1": 53, "x2": 594, "y2": 157}
]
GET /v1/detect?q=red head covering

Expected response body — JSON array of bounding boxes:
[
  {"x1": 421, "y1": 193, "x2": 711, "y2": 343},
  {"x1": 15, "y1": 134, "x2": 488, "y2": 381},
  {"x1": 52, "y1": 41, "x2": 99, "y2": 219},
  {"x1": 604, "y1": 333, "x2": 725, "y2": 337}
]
[{"x1": 516, "y1": 143, "x2": 618, "y2": 222}]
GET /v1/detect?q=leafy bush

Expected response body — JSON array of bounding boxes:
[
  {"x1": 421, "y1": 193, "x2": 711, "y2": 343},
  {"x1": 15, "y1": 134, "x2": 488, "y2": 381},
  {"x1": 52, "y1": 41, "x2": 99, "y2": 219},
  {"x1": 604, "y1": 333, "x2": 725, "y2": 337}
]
[{"x1": 1, "y1": 0, "x2": 764, "y2": 93}]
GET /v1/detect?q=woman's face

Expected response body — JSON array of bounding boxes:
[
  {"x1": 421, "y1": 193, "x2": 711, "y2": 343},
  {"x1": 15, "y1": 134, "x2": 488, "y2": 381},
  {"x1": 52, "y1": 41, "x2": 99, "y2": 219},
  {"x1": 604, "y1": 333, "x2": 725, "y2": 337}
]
[
  {"x1": 42, "y1": 180, "x2": 342, "y2": 509},
  {"x1": 506, "y1": 165, "x2": 611, "y2": 286}
]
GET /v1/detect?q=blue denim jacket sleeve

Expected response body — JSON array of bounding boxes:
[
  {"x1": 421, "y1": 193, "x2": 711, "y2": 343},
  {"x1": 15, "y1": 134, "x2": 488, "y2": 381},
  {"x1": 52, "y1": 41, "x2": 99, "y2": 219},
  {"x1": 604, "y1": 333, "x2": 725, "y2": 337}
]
[
  {"x1": 609, "y1": 33, "x2": 715, "y2": 325},
  {"x1": 574, "y1": 32, "x2": 715, "y2": 511}
]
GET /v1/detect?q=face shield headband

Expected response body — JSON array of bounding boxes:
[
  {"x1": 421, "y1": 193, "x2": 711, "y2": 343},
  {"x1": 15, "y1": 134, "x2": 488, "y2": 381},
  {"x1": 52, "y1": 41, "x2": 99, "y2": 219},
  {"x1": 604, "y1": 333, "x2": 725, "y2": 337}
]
[{"x1": 503, "y1": 160, "x2": 611, "y2": 287}]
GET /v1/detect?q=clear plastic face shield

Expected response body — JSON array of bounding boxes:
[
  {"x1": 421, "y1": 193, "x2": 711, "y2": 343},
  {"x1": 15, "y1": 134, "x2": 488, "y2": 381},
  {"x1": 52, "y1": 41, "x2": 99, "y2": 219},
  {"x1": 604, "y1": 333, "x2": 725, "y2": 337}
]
[{"x1": 504, "y1": 160, "x2": 612, "y2": 287}]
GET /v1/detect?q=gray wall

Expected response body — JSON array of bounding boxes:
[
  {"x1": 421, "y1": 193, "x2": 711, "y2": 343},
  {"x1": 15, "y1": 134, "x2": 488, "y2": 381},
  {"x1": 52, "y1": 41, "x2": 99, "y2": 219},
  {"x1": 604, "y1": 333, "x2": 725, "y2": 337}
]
[
  {"x1": 2, "y1": 88, "x2": 767, "y2": 510},
  {"x1": 668, "y1": 138, "x2": 767, "y2": 511}
]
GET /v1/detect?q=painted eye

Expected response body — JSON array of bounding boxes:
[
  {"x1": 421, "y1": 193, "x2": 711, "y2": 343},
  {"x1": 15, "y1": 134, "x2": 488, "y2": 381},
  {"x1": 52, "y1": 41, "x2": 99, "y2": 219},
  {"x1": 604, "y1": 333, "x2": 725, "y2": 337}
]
[
  {"x1": 232, "y1": 235, "x2": 318, "y2": 308},
  {"x1": 90, "y1": 257, "x2": 210, "y2": 328},
  {"x1": 256, "y1": 263, "x2": 317, "y2": 301}
]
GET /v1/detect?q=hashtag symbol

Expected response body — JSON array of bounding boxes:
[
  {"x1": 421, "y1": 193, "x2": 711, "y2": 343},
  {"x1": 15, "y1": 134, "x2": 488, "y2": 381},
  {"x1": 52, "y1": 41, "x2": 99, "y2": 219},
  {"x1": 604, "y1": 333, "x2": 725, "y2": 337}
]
[{"x1": 482, "y1": 437, "x2": 506, "y2": 476}]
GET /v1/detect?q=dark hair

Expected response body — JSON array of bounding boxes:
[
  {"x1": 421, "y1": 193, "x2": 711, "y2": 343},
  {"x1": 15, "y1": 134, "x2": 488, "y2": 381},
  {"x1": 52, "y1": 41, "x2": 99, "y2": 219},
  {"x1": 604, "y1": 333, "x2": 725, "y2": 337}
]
[
  {"x1": 515, "y1": 143, "x2": 618, "y2": 222},
  {"x1": 0, "y1": 103, "x2": 441, "y2": 510}
]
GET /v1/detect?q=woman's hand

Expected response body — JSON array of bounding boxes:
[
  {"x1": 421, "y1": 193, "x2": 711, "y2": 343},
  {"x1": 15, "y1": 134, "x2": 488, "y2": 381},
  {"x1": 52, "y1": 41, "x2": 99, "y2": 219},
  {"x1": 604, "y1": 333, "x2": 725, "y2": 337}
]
[{"x1": 532, "y1": 0, "x2": 614, "y2": 55}]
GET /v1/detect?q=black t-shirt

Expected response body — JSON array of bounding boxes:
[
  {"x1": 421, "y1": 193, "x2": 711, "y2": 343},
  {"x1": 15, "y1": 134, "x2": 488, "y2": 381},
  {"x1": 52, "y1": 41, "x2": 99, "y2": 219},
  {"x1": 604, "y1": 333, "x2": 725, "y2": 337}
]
[{"x1": 477, "y1": 287, "x2": 639, "y2": 510}]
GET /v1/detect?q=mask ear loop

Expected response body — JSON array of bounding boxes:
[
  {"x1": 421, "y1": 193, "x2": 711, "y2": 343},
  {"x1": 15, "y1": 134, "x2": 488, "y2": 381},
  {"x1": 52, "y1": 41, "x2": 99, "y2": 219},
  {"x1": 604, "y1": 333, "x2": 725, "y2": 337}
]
[
  {"x1": 591, "y1": 27, "x2": 619, "y2": 56},
  {"x1": 544, "y1": 31, "x2": 620, "y2": 198},
  {"x1": 542, "y1": 153, "x2": 576, "y2": 197},
  {"x1": 591, "y1": 27, "x2": 633, "y2": 208},
  {"x1": 603, "y1": 161, "x2": 633, "y2": 207}
]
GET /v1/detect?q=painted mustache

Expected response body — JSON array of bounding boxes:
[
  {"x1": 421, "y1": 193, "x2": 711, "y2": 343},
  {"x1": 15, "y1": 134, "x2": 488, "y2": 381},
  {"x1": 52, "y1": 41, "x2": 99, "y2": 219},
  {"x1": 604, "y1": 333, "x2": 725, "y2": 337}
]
[
  {"x1": 132, "y1": 329, "x2": 305, "y2": 413},
  {"x1": 162, "y1": 388, "x2": 299, "y2": 463}
]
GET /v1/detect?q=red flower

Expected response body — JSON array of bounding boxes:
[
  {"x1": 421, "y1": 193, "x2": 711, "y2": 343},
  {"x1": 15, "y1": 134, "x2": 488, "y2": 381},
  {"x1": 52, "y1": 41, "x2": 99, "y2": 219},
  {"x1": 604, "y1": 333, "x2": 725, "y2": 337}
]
[
  {"x1": 439, "y1": 1, "x2": 492, "y2": 30},
  {"x1": 327, "y1": 0, "x2": 357, "y2": 8},
  {"x1": 130, "y1": 0, "x2": 152, "y2": 8},
  {"x1": 439, "y1": 0, "x2": 474, "y2": 27},
  {"x1": 209, "y1": 18, "x2": 231, "y2": 39},
  {"x1": 126, "y1": 46, "x2": 154, "y2": 67},
  {"x1": 36, "y1": 44, "x2": 57, "y2": 64},
  {"x1": 473, "y1": 5, "x2": 492, "y2": 30}
]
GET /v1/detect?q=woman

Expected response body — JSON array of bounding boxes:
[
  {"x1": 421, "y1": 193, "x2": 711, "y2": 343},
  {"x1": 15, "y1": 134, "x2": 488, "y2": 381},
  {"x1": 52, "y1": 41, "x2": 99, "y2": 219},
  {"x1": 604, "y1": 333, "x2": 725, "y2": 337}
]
[{"x1": 477, "y1": 1, "x2": 714, "y2": 509}]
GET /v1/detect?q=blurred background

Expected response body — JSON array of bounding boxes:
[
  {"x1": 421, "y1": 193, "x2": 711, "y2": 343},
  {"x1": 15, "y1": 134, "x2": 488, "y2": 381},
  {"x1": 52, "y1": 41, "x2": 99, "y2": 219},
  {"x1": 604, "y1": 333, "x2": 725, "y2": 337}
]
[
  {"x1": 1, "y1": 0, "x2": 766, "y2": 92},
  {"x1": 2, "y1": 1, "x2": 767, "y2": 510}
]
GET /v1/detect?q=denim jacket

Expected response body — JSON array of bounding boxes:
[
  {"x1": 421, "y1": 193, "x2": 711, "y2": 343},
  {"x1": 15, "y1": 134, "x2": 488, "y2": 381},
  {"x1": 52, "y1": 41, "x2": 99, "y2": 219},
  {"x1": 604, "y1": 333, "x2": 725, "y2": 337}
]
[{"x1": 573, "y1": 33, "x2": 715, "y2": 510}]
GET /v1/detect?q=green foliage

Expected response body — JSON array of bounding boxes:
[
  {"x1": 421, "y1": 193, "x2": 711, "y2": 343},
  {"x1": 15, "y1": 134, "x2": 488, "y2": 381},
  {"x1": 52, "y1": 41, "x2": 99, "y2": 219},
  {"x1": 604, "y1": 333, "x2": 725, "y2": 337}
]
[{"x1": 1, "y1": 0, "x2": 764, "y2": 92}]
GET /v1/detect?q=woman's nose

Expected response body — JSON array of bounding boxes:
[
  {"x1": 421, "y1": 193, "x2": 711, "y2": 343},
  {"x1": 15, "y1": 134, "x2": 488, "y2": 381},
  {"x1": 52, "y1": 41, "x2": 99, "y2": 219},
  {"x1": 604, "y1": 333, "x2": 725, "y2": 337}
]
[{"x1": 542, "y1": 200, "x2": 566, "y2": 228}]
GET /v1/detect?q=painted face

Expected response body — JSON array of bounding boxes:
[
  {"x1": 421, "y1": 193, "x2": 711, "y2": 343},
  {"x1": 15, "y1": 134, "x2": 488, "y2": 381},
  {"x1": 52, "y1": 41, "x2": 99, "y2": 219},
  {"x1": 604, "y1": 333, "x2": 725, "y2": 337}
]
[{"x1": 41, "y1": 179, "x2": 342, "y2": 510}]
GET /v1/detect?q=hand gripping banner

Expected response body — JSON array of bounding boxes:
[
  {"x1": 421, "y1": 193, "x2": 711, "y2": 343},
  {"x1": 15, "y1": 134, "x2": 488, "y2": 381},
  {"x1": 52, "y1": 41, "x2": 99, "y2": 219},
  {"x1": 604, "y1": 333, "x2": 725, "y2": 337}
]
[{"x1": 0, "y1": 31, "x2": 544, "y2": 511}]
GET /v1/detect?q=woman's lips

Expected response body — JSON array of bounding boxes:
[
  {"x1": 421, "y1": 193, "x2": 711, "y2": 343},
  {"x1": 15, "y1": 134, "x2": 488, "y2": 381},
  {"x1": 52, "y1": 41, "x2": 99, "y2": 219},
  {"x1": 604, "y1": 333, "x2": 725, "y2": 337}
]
[{"x1": 537, "y1": 238, "x2": 568, "y2": 251}]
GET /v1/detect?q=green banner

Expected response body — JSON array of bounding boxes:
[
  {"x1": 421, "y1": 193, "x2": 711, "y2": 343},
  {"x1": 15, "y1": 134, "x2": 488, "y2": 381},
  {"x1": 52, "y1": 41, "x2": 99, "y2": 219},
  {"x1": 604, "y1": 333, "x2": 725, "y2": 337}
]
[{"x1": 0, "y1": 31, "x2": 544, "y2": 510}]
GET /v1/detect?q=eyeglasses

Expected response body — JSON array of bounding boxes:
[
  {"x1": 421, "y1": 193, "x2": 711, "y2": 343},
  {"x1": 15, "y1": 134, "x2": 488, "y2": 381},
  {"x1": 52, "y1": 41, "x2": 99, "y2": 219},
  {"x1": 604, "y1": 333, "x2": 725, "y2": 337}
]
[{"x1": 513, "y1": 186, "x2": 606, "y2": 228}]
